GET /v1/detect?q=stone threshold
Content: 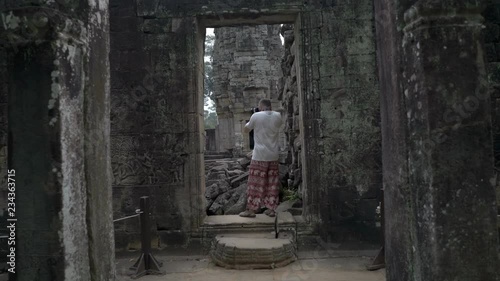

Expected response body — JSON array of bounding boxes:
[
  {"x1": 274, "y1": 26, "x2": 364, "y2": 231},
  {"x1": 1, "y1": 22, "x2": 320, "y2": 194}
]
[
  {"x1": 203, "y1": 212, "x2": 295, "y2": 226},
  {"x1": 198, "y1": 212, "x2": 297, "y2": 246},
  {"x1": 215, "y1": 236, "x2": 292, "y2": 249},
  {"x1": 199, "y1": 213, "x2": 315, "y2": 237}
]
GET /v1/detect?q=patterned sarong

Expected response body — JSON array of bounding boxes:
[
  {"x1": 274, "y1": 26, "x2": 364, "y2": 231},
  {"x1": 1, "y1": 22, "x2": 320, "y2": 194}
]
[{"x1": 246, "y1": 160, "x2": 280, "y2": 211}]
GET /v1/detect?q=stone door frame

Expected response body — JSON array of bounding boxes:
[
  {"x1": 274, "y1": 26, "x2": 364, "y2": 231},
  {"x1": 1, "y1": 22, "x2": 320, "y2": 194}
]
[{"x1": 192, "y1": 13, "x2": 316, "y2": 230}]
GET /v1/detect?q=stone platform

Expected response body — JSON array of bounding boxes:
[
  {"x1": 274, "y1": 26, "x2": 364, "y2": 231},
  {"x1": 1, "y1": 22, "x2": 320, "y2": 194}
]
[
  {"x1": 205, "y1": 212, "x2": 298, "y2": 269},
  {"x1": 210, "y1": 232, "x2": 297, "y2": 269}
]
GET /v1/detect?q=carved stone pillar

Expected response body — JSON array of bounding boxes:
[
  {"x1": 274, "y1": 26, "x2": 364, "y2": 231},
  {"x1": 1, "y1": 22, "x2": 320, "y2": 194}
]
[
  {"x1": 377, "y1": 1, "x2": 499, "y2": 280},
  {"x1": 0, "y1": 1, "x2": 114, "y2": 280}
]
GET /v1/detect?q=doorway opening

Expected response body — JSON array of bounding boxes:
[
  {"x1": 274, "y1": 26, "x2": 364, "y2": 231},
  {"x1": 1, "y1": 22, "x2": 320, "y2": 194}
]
[{"x1": 201, "y1": 23, "x2": 304, "y2": 218}]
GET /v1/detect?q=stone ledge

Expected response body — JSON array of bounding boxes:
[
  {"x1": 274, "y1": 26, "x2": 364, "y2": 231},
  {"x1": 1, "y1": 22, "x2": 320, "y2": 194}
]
[
  {"x1": 199, "y1": 213, "x2": 303, "y2": 250},
  {"x1": 210, "y1": 235, "x2": 297, "y2": 269},
  {"x1": 203, "y1": 212, "x2": 295, "y2": 226}
]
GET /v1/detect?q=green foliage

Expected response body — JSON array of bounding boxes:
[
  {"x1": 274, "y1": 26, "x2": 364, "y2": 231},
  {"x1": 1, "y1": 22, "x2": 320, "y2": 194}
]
[
  {"x1": 204, "y1": 110, "x2": 218, "y2": 129},
  {"x1": 204, "y1": 33, "x2": 217, "y2": 129},
  {"x1": 205, "y1": 34, "x2": 215, "y2": 57},
  {"x1": 204, "y1": 34, "x2": 215, "y2": 102},
  {"x1": 282, "y1": 188, "x2": 300, "y2": 202},
  {"x1": 204, "y1": 62, "x2": 214, "y2": 101}
]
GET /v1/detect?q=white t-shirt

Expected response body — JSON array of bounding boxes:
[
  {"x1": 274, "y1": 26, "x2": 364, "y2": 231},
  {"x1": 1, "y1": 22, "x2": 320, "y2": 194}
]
[{"x1": 245, "y1": 111, "x2": 283, "y2": 161}]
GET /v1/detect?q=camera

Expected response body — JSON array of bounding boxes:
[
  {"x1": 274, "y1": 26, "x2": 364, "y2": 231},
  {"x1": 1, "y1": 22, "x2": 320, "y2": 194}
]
[{"x1": 246, "y1": 107, "x2": 260, "y2": 114}]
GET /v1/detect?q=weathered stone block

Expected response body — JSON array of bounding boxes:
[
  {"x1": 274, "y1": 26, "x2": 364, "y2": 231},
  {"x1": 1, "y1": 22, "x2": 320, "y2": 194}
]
[
  {"x1": 345, "y1": 54, "x2": 377, "y2": 75},
  {"x1": 111, "y1": 32, "x2": 144, "y2": 50},
  {"x1": 205, "y1": 180, "x2": 231, "y2": 200},
  {"x1": 110, "y1": 0, "x2": 137, "y2": 17},
  {"x1": 485, "y1": 23, "x2": 500, "y2": 43},
  {"x1": 230, "y1": 172, "x2": 249, "y2": 188},
  {"x1": 210, "y1": 236, "x2": 297, "y2": 269},
  {"x1": 486, "y1": 43, "x2": 498, "y2": 63},
  {"x1": 293, "y1": 115, "x2": 300, "y2": 131},
  {"x1": 111, "y1": 16, "x2": 142, "y2": 33},
  {"x1": 136, "y1": 0, "x2": 160, "y2": 17},
  {"x1": 225, "y1": 190, "x2": 247, "y2": 215},
  {"x1": 143, "y1": 18, "x2": 172, "y2": 33},
  {"x1": 346, "y1": 36, "x2": 376, "y2": 55},
  {"x1": 319, "y1": 55, "x2": 346, "y2": 76},
  {"x1": 484, "y1": 4, "x2": 500, "y2": 23},
  {"x1": 320, "y1": 75, "x2": 347, "y2": 90}
]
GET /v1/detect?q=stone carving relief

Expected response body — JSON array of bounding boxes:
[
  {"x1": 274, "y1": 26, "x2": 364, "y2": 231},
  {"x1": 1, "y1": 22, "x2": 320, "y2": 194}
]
[{"x1": 111, "y1": 134, "x2": 187, "y2": 185}]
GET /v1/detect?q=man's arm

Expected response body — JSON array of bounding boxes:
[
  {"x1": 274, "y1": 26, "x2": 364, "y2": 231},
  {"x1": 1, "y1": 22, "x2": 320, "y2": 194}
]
[
  {"x1": 244, "y1": 114, "x2": 255, "y2": 133},
  {"x1": 275, "y1": 108, "x2": 285, "y2": 128}
]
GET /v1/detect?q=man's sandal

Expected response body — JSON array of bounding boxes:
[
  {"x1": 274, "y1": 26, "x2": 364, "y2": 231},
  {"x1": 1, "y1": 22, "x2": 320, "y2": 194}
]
[
  {"x1": 264, "y1": 209, "x2": 276, "y2": 217},
  {"x1": 239, "y1": 210, "x2": 256, "y2": 218}
]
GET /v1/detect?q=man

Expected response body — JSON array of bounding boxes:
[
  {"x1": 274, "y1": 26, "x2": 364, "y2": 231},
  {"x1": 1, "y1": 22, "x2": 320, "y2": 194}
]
[{"x1": 239, "y1": 99, "x2": 283, "y2": 218}]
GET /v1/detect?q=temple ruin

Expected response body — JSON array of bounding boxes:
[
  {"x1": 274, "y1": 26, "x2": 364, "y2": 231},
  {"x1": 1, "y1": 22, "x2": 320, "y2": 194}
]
[
  {"x1": 212, "y1": 24, "x2": 283, "y2": 155},
  {"x1": 0, "y1": 0, "x2": 499, "y2": 280}
]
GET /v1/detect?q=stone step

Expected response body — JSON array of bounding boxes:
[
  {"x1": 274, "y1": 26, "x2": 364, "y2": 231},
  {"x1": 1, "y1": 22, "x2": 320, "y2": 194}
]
[
  {"x1": 204, "y1": 152, "x2": 233, "y2": 159},
  {"x1": 288, "y1": 207, "x2": 303, "y2": 216},
  {"x1": 205, "y1": 151, "x2": 232, "y2": 155},
  {"x1": 199, "y1": 212, "x2": 297, "y2": 249},
  {"x1": 293, "y1": 215, "x2": 316, "y2": 236},
  {"x1": 215, "y1": 231, "x2": 294, "y2": 240},
  {"x1": 204, "y1": 158, "x2": 237, "y2": 162},
  {"x1": 210, "y1": 232, "x2": 297, "y2": 269},
  {"x1": 202, "y1": 212, "x2": 296, "y2": 231},
  {"x1": 204, "y1": 155, "x2": 233, "y2": 160}
]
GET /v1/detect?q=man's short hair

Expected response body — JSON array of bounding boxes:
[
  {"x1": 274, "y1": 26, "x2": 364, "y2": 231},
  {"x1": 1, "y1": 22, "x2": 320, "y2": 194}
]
[{"x1": 259, "y1": 99, "x2": 272, "y2": 109}]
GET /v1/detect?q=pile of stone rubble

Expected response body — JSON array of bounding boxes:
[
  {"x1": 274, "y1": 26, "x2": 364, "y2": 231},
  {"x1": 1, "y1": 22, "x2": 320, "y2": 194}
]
[
  {"x1": 205, "y1": 156, "x2": 252, "y2": 215},
  {"x1": 204, "y1": 154, "x2": 303, "y2": 216}
]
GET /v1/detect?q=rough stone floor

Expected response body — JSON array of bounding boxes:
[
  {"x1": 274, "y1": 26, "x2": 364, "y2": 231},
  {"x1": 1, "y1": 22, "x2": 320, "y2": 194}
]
[{"x1": 115, "y1": 243, "x2": 385, "y2": 281}]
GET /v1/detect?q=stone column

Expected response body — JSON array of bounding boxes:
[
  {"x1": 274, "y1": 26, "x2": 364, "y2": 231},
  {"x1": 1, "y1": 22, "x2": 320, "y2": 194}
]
[
  {"x1": 0, "y1": 1, "x2": 114, "y2": 280},
  {"x1": 374, "y1": 0, "x2": 413, "y2": 279},
  {"x1": 377, "y1": 1, "x2": 499, "y2": 280},
  {"x1": 483, "y1": 1, "x2": 500, "y2": 226},
  {"x1": 85, "y1": 2, "x2": 116, "y2": 280}
]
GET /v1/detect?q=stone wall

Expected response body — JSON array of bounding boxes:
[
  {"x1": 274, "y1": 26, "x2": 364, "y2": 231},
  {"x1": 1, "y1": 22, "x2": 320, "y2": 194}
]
[
  {"x1": 109, "y1": 0, "x2": 383, "y2": 246},
  {"x1": 301, "y1": 7, "x2": 382, "y2": 242},
  {"x1": 278, "y1": 24, "x2": 303, "y2": 198},
  {"x1": 484, "y1": 1, "x2": 500, "y2": 212},
  {"x1": 110, "y1": 0, "x2": 205, "y2": 249},
  {"x1": 212, "y1": 25, "x2": 283, "y2": 155},
  {"x1": 0, "y1": 1, "x2": 497, "y2": 280},
  {"x1": 0, "y1": 1, "x2": 115, "y2": 280}
]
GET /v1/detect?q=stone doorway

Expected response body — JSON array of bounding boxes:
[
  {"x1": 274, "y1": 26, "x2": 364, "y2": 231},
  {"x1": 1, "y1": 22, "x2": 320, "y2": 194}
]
[
  {"x1": 202, "y1": 23, "x2": 305, "y2": 218},
  {"x1": 1, "y1": 1, "x2": 497, "y2": 280},
  {"x1": 108, "y1": 1, "x2": 386, "y2": 250}
]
